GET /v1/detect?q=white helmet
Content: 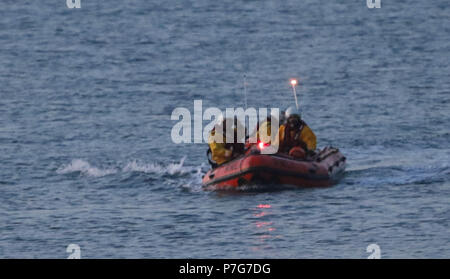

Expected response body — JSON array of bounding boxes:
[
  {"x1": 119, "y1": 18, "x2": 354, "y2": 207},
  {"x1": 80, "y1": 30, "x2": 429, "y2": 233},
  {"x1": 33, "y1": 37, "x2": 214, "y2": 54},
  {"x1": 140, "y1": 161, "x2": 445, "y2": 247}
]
[{"x1": 285, "y1": 106, "x2": 301, "y2": 120}]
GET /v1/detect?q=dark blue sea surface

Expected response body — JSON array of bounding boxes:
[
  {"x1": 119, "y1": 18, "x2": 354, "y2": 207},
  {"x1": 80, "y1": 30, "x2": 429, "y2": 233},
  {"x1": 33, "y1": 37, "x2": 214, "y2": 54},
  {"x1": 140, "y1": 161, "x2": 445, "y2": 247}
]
[{"x1": 0, "y1": 0, "x2": 449, "y2": 258}]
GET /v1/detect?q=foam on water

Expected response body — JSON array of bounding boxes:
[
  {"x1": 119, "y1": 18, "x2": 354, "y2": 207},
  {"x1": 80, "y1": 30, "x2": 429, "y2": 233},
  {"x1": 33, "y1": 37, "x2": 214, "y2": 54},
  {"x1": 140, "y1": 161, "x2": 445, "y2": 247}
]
[
  {"x1": 123, "y1": 156, "x2": 190, "y2": 176},
  {"x1": 56, "y1": 159, "x2": 117, "y2": 177},
  {"x1": 57, "y1": 156, "x2": 199, "y2": 177},
  {"x1": 56, "y1": 156, "x2": 206, "y2": 192}
]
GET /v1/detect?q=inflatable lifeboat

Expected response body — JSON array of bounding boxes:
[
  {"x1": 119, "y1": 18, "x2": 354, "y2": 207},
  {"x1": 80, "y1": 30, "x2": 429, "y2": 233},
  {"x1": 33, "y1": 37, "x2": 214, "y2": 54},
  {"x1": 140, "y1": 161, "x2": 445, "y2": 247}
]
[{"x1": 202, "y1": 146, "x2": 346, "y2": 190}]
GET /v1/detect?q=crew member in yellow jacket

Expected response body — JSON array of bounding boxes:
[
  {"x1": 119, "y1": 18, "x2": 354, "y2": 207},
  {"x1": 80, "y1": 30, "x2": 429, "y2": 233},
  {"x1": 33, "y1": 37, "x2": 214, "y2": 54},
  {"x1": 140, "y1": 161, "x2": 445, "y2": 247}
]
[
  {"x1": 208, "y1": 117, "x2": 245, "y2": 166},
  {"x1": 278, "y1": 107, "x2": 317, "y2": 154}
]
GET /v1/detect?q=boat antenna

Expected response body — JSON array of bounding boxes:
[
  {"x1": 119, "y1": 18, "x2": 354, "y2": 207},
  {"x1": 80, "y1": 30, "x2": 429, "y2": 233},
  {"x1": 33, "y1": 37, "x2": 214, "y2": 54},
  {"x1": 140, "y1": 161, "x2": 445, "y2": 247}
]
[
  {"x1": 290, "y1": 78, "x2": 299, "y2": 109},
  {"x1": 242, "y1": 74, "x2": 250, "y2": 138},
  {"x1": 243, "y1": 74, "x2": 248, "y2": 109}
]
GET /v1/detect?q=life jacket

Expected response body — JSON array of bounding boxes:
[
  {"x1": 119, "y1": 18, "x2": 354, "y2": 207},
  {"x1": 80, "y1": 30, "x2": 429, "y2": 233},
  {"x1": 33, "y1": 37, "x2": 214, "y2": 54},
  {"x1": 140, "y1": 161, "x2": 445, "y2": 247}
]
[
  {"x1": 207, "y1": 128, "x2": 244, "y2": 166},
  {"x1": 208, "y1": 129, "x2": 230, "y2": 166},
  {"x1": 281, "y1": 121, "x2": 306, "y2": 152}
]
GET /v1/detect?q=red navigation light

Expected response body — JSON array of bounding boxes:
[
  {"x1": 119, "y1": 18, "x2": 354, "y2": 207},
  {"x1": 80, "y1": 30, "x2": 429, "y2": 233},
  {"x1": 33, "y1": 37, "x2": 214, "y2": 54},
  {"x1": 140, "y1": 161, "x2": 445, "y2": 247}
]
[{"x1": 258, "y1": 142, "x2": 265, "y2": 150}]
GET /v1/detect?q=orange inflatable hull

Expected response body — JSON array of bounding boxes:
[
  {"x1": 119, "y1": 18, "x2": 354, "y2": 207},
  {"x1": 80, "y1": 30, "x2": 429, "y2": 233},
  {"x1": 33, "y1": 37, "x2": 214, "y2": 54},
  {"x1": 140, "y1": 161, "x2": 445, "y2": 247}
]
[{"x1": 202, "y1": 147, "x2": 346, "y2": 190}]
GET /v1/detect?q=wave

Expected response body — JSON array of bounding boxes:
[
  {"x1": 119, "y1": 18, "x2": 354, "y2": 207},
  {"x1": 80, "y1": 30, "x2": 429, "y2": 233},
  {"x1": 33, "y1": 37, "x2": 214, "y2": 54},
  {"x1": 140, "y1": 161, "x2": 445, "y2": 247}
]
[
  {"x1": 57, "y1": 156, "x2": 199, "y2": 177},
  {"x1": 343, "y1": 147, "x2": 450, "y2": 186},
  {"x1": 56, "y1": 159, "x2": 117, "y2": 177},
  {"x1": 344, "y1": 161, "x2": 450, "y2": 186},
  {"x1": 56, "y1": 157, "x2": 206, "y2": 192},
  {"x1": 123, "y1": 156, "x2": 190, "y2": 176}
]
